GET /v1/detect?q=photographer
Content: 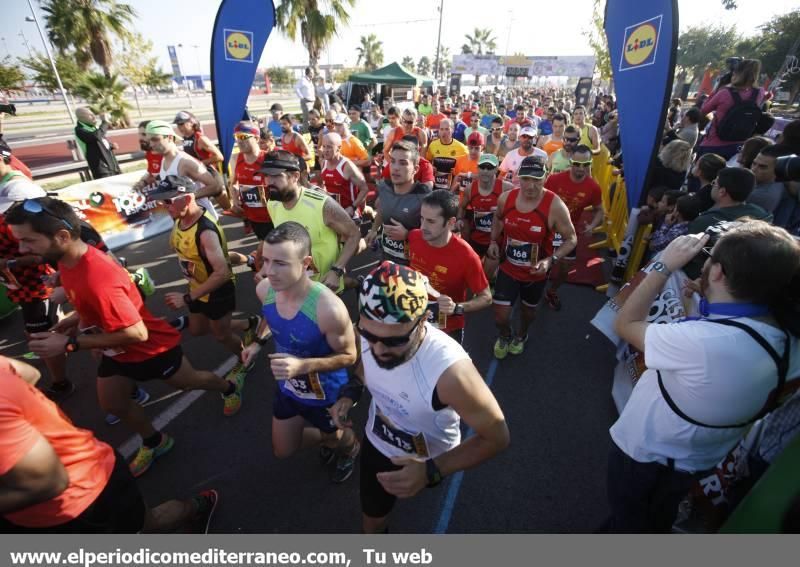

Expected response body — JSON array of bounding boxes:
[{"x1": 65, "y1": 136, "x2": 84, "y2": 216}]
[
  {"x1": 697, "y1": 59, "x2": 771, "y2": 160},
  {"x1": 607, "y1": 221, "x2": 800, "y2": 532}
]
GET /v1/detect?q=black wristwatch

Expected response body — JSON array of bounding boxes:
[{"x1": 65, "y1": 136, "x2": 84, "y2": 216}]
[
  {"x1": 426, "y1": 458, "x2": 443, "y2": 487},
  {"x1": 183, "y1": 293, "x2": 194, "y2": 306},
  {"x1": 330, "y1": 265, "x2": 346, "y2": 277},
  {"x1": 65, "y1": 336, "x2": 80, "y2": 353},
  {"x1": 255, "y1": 335, "x2": 269, "y2": 347},
  {"x1": 453, "y1": 303, "x2": 465, "y2": 316}
]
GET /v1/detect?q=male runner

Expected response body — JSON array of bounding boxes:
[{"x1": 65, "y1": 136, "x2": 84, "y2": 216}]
[
  {"x1": 409, "y1": 190, "x2": 491, "y2": 344},
  {"x1": 348, "y1": 106, "x2": 376, "y2": 151},
  {"x1": 498, "y1": 122, "x2": 521, "y2": 161},
  {"x1": 425, "y1": 99, "x2": 447, "y2": 139},
  {"x1": 571, "y1": 105, "x2": 601, "y2": 155},
  {"x1": 7, "y1": 198, "x2": 245, "y2": 478},
  {"x1": 320, "y1": 132, "x2": 370, "y2": 219},
  {"x1": 229, "y1": 121, "x2": 273, "y2": 240},
  {"x1": 173, "y1": 111, "x2": 225, "y2": 169},
  {"x1": 543, "y1": 145, "x2": 603, "y2": 311},
  {"x1": 499, "y1": 127, "x2": 547, "y2": 186},
  {"x1": 450, "y1": 132, "x2": 484, "y2": 194},
  {"x1": 242, "y1": 223, "x2": 360, "y2": 482},
  {"x1": 486, "y1": 157, "x2": 576, "y2": 359},
  {"x1": 547, "y1": 125, "x2": 580, "y2": 174},
  {"x1": 366, "y1": 141, "x2": 432, "y2": 266},
  {"x1": 279, "y1": 113, "x2": 313, "y2": 173},
  {"x1": 426, "y1": 119, "x2": 467, "y2": 192},
  {"x1": 330, "y1": 262, "x2": 509, "y2": 533},
  {"x1": 333, "y1": 115, "x2": 371, "y2": 168},
  {"x1": 132, "y1": 120, "x2": 162, "y2": 193}
]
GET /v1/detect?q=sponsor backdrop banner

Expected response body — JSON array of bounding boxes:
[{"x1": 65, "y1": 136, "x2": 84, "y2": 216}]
[
  {"x1": 211, "y1": 0, "x2": 276, "y2": 165},
  {"x1": 604, "y1": 0, "x2": 678, "y2": 210},
  {"x1": 56, "y1": 171, "x2": 173, "y2": 251},
  {"x1": 451, "y1": 55, "x2": 595, "y2": 78}
]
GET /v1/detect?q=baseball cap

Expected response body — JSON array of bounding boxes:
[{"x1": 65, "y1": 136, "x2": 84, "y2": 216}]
[
  {"x1": 234, "y1": 121, "x2": 260, "y2": 137},
  {"x1": 519, "y1": 126, "x2": 538, "y2": 138},
  {"x1": 478, "y1": 153, "x2": 499, "y2": 167},
  {"x1": 146, "y1": 175, "x2": 197, "y2": 201},
  {"x1": 145, "y1": 120, "x2": 175, "y2": 137},
  {"x1": 467, "y1": 131, "x2": 485, "y2": 147},
  {"x1": 359, "y1": 261, "x2": 428, "y2": 324},
  {"x1": 259, "y1": 151, "x2": 301, "y2": 175},
  {"x1": 539, "y1": 121, "x2": 553, "y2": 135},
  {"x1": 0, "y1": 176, "x2": 47, "y2": 214},
  {"x1": 517, "y1": 156, "x2": 547, "y2": 179},
  {"x1": 172, "y1": 111, "x2": 196, "y2": 124},
  {"x1": 332, "y1": 113, "x2": 349, "y2": 125}
]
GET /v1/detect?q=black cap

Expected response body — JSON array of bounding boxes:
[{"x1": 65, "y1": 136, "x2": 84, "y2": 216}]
[
  {"x1": 146, "y1": 175, "x2": 197, "y2": 201},
  {"x1": 172, "y1": 111, "x2": 196, "y2": 125},
  {"x1": 517, "y1": 156, "x2": 547, "y2": 179},
  {"x1": 259, "y1": 151, "x2": 301, "y2": 175},
  {"x1": 270, "y1": 103, "x2": 283, "y2": 112}
]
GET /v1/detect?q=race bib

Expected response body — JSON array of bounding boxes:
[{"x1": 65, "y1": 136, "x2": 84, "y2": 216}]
[
  {"x1": 426, "y1": 300, "x2": 447, "y2": 330},
  {"x1": 505, "y1": 238, "x2": 536, "y2": 268},
  {"x1": 80, "y1": 325, "x2": 125, "y2": 358},
  {"x1": 240, "y1": 185, "x2": 265, "y2": 208},
  {"x1": 434, "y1": 171, "x2": 450, "y2": 190},
  {"x1": 552, "y1": 232, "x2": 564, "y2": 248},
  {"x1": 474, "y1": 210, "x2": 494, "y2": 233},
  {"x1": 460, "y1": 174, "x2": 473, "y2": 189},
  {"x1": 0, "y1": 267, "x2": 21, "y2": 290},
  {"x1": 285, "y1": 372, "x2": 326, "y2": 401},
  {"x1": 372, "y1": 409, "x2": 430, "y2": 457},
  {"x1": 381, "y1": 233, "x2": 406, "y2": 259}
]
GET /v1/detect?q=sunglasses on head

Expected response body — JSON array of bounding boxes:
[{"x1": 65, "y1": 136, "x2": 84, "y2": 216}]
[
  {"x1": 21, "y1": 199, "x2": 73, "y2": 230},
  {"x1": 357, "y1": 318, "x2": 422, "y2": 347},
  {"x1": 161, "y1": 194, "x2": 189, "y2": 206},
  {"x1": 234, "y1": 133, "x2": 255, "y2": 140},
  {"x1": 478, "y1": 163, "x2": 497, "y2": 170},
  {"x1": 570, "y1": 160, "x2": 592, "y2": 167}
]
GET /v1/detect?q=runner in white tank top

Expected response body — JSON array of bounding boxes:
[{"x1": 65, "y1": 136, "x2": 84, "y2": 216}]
[
  {"x1": 329, "y1": 261, "x2": 509, "y2": 534},
  {"x1": 159, "y1": 151, "x2": 218, "y2": 220}
]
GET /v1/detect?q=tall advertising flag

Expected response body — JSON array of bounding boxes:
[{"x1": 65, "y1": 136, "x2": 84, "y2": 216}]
[
  {"x1": 211, "y1": 0, "x2": 276, "y2": 164},
  {"x1": 604, "y1": 0, "x2": 678, "y2": 210}
]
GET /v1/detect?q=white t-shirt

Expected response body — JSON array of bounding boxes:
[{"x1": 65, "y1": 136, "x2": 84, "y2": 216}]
[
  {"x1": 610, "y1": 317, "x2": 800, "y2": 472},
  {"x1": 499, "y1": 147, "x2": 548, "y2": 185}
]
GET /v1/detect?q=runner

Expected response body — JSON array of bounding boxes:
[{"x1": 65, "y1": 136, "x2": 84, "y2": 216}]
[
  {"x1": 498, "y1": 122, "x2": 521, "y2": 161},
  {"x1": 306, "y1": 109, "x2": 326, "y2": 172},
  {"x1": 173, "y1": 111, "x2": 225, "y2": 170},
  {"x1": 571, "y1": 105, "x2": 601, "y2": 155},
  {"x1": 6, "y1": 198, "x2": 246, "y2": 478},
  {"x1": 541, "y1": 113, "x2": 567, "y2": 156},
  {"x1": 329, "y1": 261, "x2": 509, "y2": 533},
  {"x1": 425, "y1": 99, "x2": 447, "y2": 139},
  {"x1": 132, "y1": 120, "x2": 162, "y2": 194},
  {"x1": 279, "y1": 114, "x2": 313, "y2": 181},
  {"x1": 229, "y1": 121, "x2": 273, "y2": 240},
  {"x1": 486, "y1": 157, "x2": 576, "y2": 359},
  {"x1": 261, "y1": 150, "x2": 361, "y2": 292},
  {"x1": 543, "y1": 145, "x2": 603, "y2": 311},
  {"x1": 384, "y1": 107, "x2": 428, "y2": 158},
  {"x1": 547, "y1": 125, "x2": 579, "y2": 174},
  {"x1": 145, "y1": 120, "x2": 225, "y2": 219},
  {"x1": 409, "y1": 190, "x2": 491, "y2": 344},
  {"x1": 320, "y1": 133, "x2": 370, "y2": 219},
  {"x1": 456, "y1": 153, "x2": 513, "y2": 270},
  {"x1": 0, "y1": 356, "x2": 218, "y2": 533},
  {"x1": 348, "y1": 106, "x2": 376, "y2": 152},
  {"x1": 333, "y1": 115, "x2": 371, "y2": 168},
  {"x1": 499, "y1": 127, "x2": 547, "y2": 185},
  {"x1": 380, "y1": 136, "x2": 435, "y2": 189},
  {"x1": 451, "y1": 132, "x2": 484, "y2": 195},
  {"x1": 484, "y1": 116, "x2": 505, "y2": 156},
  {"x1": 366, "y1": 140, "x2": 432, "y2": 266},
  {"x1": 264, "y1": 103, "x2": 284, "y2": 140},
  {"x1": 241, "y1": 222, "x2": 360, "y2": 482},
  {"x1": 426, "y1": 119, "x2": 467, "y2": 191}
]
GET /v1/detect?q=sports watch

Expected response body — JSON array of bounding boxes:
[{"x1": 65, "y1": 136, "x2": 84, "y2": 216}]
[
  {"x1": 330, "y1": 265, "x2": 346, "y2": 277},
  {"x1": 65, "y1": 336, "x2": 80, "y2": 353},
  {"x1": 183, "y1": 293, "x2": 194, "y2": 306},
  {"x1": 651, "y1": 261, "x2": 672, "y2": 278},
  {"x1": 426, "y1": 458, "x2": 443, "y2": 487},
  {"x1": 453, "y1": 303, "x2": 465, "y2": 316}
]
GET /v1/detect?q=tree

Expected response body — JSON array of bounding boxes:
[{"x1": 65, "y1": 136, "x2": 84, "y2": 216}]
[
  {"x1": 417, "y1": 56, "x2": 432, "y2": 77},
  {"x1": 19, "y1": 51, "x2": 82, "y2": 92},
  {"x1": 433, "y1": 46, "x2": 451, "y2": 78},
  {"x1": 267, "y1": 67, "x2": 292, "y2": 87},
  {"x1": 40, "y1": 0, "x2": 136, "y2": 77},
  {"x1": 460, "y1": 28, "x2": 497, "y2": 55},
  {"x1": 584, "y1": 0, "x2": 612, "y2": 81},
  {"x1": 738, "y1": 10, "x2": 800, "y2": 104},
  {"x1": 275, "y1": 0, "x2": 356, "y2": 76},
  {"x1": 401, "y1": 56, "x2": 415, "y2": 70},
  {"x1": 143, "y1": 67, "x2": 172, "y2": 101},
  {"x1": 356, "y1": 34, "x2": 384, "y2": 71},
  {"x1": 117, "y1": 33, "x2": 160, "y2": 116},
  {"x1": 73, "y1": 73, "x2": 132, "y2": 127},
  {"x1": 722, "y1": 0, "x2": 737, "y2": 9},
  {"x1": 0, "y1": 58, "x2": 25, "y2": 94},
  {"x1": 676, "y1": 25, "x2": 740, "y2": 91}
]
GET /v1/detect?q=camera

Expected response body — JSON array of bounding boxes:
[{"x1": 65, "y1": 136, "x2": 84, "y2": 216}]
[
  {"x1": 0, "y1": 103, "x2": 16, "y2": 116},
  {"x1": 717, "y1": 57, "x2": 743, "y2": 88},
  {"x1": 775, "y1": 155, "x2": 800, "y2": 182}
]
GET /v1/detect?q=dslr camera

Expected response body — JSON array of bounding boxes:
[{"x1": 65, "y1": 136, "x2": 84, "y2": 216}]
[
  {"x1": 717, "y1": 57, "x2": 743, "y2": 88},
  {"x1": 775, "y1": 155, "x2": 800, "y2": 182}
]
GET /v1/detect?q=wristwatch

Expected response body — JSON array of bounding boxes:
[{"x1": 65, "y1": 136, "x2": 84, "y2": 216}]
[
  {"x1": 183, "y1": 293, "x2": 194, "y2": 306},
  {"x1": 651, "y1": 261, "x2": 672, "y2": 277},
  {"x1": 65, "y1": 336, "x2": 80, "y2": 353},
  {"x1": 425, "y1": 458, "x2": 443, "y2": 487},
  {"x1": 453, "y1": 303, "x2": 465, "y2": 316},
  {"x1": 5, "y1": 259, "x2": 18, "y2": 271},
  {"x1": 330, "y1": 265, "x2": 346, "y2": 277},
  {"x1": 550, "y1": 255, "x2": 559, "y2": 265}
]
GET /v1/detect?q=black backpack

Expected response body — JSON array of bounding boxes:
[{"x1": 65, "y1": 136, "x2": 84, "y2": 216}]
[{"x1": 716, "y1": 87, "x2": 763, "y2": 142}]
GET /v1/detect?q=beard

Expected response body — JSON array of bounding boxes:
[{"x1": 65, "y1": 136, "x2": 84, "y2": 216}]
[
  {"x1": 372, "y1": 346, "x2": 416, "y2": 369},
  {"x1": 268, "y1": 186, "x2": 296, "y2": 202},
  {"x1": 41, "y1": 243, "x2": 65, "y2": 264},
  {"x1": 139, "y1": 140, "x2": 151, "y2": 151}
]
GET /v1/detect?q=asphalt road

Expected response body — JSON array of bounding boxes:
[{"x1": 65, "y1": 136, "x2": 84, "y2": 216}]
[{"x1": 0, "y1": 214, "x2": 618, "y2": 533}]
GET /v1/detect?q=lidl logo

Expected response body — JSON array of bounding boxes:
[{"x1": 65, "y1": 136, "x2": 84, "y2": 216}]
[
  {"x1": 619, "y1": 15, "x2": 662, "y2": 72},
  {"x1": 224, "y1": 29, "x2": 253, "y2": 63}
]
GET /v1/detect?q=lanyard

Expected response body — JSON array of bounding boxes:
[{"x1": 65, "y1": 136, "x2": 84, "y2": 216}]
[{"x1": 681, "y1": 298, "x2": 770, "y2": 322}]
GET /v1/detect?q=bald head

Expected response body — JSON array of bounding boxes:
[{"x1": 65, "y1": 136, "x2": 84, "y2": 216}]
[
  {"x1": 76, "y1": 107, "x2": 96, "y2": 124},
  {"x1": 323, "y1": 132, "x2": 342, "y2": 147},
  {"x1": 438, "y1": 119, "x2": 453, "y2": 142},
  {"x1": 321, "y1": 132, "x2": 343, "y2": 161}
]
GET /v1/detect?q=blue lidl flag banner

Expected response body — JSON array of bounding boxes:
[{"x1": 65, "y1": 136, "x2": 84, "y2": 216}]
[
  {"x1": 211, "y1": 0, "x2": 275, "y2": 165},
  {"x1": 604, "y1": 0, "x2": 678, "y2": 210}
]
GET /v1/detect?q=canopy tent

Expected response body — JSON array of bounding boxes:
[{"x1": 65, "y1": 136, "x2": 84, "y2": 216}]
[{"x1": 348, "y1": 62, "x2": 434, "y2": 87}]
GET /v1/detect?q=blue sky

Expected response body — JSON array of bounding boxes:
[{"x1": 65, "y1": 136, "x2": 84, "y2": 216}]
[{"x1": 2, "y1": 0, "x2": 798, "y2": 76}]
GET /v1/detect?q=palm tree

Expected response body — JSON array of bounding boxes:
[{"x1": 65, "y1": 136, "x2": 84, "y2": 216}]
[
  {"x1": 417, "y1": 57, "x2": 432, "y2": 77},
  {"x1": 460, "y1": 28, "x2": 497, "y2": 55},
  {"x1": 40, "y1": 0, "x2": 136, "y2": 77},
  {"x1": 143, "y1": 68, "x2": 173, "y2": 102},
  {"x1": 276, "y1": 0, "x2": 356, "y2": 76},
  {"x1": 434, "y1": 46, "x2": 451, "y2": 78},
  {"x1": 401, "y1": 56, "x2": 416, "y2": 70},
  {"x1": 356, "y1": 34, "x2": 384, "y2": 71},
  {"x1": 73, "y1": 72, "x2": 132, "y2": 127}
]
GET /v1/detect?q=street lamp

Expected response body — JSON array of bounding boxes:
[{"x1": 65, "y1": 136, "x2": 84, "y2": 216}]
[{"x1": 24, "y1": 1, "x2": 77, "y2": 126}]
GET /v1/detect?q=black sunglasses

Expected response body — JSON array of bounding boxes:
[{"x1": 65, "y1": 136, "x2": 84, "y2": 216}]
[
  {"x1": 357, "y1": 319, "x2": 422, "y2": 347},
  {"x1": 22, "y1": 199, "x2": 74, "y2": 230},
  {"x1": 564, "y1": 137, "x2": 579, "y2": 143},
  {"x1": 479, "y1": 164, "x2": 497, "y2": 170}
]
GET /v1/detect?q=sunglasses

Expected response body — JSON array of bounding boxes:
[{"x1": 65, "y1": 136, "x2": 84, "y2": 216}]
[
  {"x1": 21, "y1": 199, "x2": 73, "y2": 230},
  {"x1": 563, "y1": 137, "x2": 579, "y2": 143},
  {"x1": 357, "y1": 319, "x2": 422, "y2": 347},
  {"x1": 403, "y1": 120, "x2": 415, "y2": 125},
  {"x1": 570, "y1": 160, "x2": 592, "y2": 167},
  {"x1": 234, "y1": 133, "x2": 255, "y2": 140},
  {"x1": 491, "y1": 127, "x2": 503, "y2": 132},
  {"x1": 161, "y1": 194, "x2": 189, "y2": 205},
  {"x1": 478, "y1": 164, "x2": 497, "y2": 170}
]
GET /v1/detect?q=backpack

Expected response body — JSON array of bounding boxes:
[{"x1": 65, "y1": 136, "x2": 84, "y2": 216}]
[{"x1": 716, "y1": 88, "x2": 762, "y2": 142}]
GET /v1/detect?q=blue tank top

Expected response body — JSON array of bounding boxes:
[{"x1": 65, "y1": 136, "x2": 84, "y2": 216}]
[{"x1": 261, "y1": 281, "x2": 347, "y2": 406}]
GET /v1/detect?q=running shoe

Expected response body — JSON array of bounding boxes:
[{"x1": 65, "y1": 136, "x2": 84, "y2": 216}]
[
  {"x1": 330, "y1": 439, "x2": 361, "y2": 484},
  {"x1": 106, "y1": 386, "x2": 151, "y2": 425},
  {"x1": 44, "y1": 379, "x2": 75, "y2": 401},
  {"x1": 508, "y1": 334, "x2": 529, "y2": 356},
  {"x1": 493, "y1": 336, "x2": 510, "y2": 359},
  {"x1": 189, "y1": 489, "x2": 219, "y2": 534},
  {"x1": 129, "y1": 434, "x2": 174, "y2": 478},
  {"x1": 133, "y1": 267, "x2": 156, "y2": 297},
  {"x1": 222, "y1": 366, "x2": 246, "y2": 416},
  {"x1": 545, "y1": 289, "x2": 562, "y2": 311},
  {"x1": 170, "y1": 315, "x2": 189, "y2": 331}
]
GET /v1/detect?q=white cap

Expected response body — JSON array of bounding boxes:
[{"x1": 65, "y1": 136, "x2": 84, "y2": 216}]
[
  {"x1": 519, "y1": 126, "x2": 538, "y2": 138},
  {"x1": 333, "y1": 113, "x2": 349, "y2": 125},
  {"x1": 0, "y1": 177, "x2": 47, "y2": 214}
]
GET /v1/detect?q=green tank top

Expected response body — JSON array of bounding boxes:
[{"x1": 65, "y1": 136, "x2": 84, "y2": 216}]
[
  {"x1": 267, "y1": 187, "x2": 342, "y2": 289},
  {"x1": 551, "y1": 149, "x2": 571, "y2": 173}
]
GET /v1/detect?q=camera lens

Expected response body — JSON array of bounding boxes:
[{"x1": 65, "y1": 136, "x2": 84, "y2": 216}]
[{"x1": 775, "y1": 155, "x2": 800, "y2": 183}]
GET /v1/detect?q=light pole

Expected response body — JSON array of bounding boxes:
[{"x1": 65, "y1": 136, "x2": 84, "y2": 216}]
[
  {"x1": 434, "y1": 0, "x2": 444, "y2": 81},
  {"x1": 24, "y1": 1, "x2": 77, "y2": 126}
]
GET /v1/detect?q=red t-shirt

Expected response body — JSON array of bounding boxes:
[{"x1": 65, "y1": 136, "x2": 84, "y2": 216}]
[
  {"x1": 59, "y1": 246, "x2": 180, "y2": 362},
  {"x1": 235, "y1": 151, "x2": 270, "y2": 223},
  {"x1": 0, "y1": 357, "x2": 114, "y2": 528},
  {"x1": 465, "y1": 179, "x2": 504, "y2": 246},
  {"x1": 145, "y1": 151, "x2": 163, "y2": 176},
  {"x1": 381, "y1": 157, "x2": 435, "y2": 185},
  {"x1": 408, "y1": 229, "x2": 488, "y2": 332},
  {"x1": 544, "y1": 170, "x2": 602, "y2": 225},
  {"x1": 0, "y1": 216, "x2": 53, "y2": 303},
  {"x1": 425, "y1": 113, "x2": 446, "y2": 133}
]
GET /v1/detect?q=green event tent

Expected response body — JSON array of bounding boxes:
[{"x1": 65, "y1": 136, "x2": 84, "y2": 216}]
[{"x1": 348, "y1": 62, "x2": 435, "y2": 88}]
